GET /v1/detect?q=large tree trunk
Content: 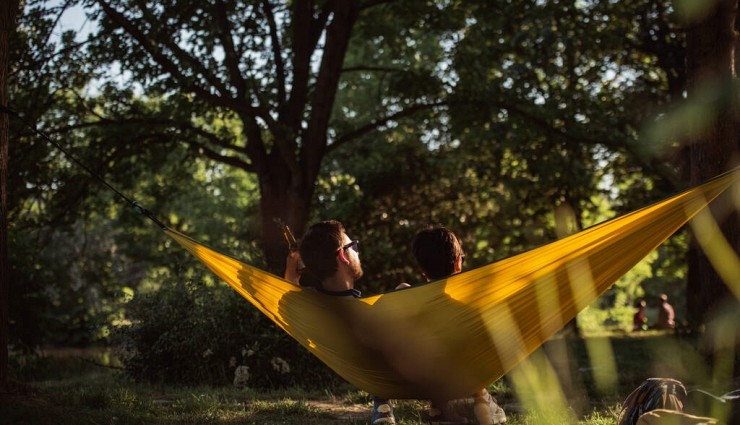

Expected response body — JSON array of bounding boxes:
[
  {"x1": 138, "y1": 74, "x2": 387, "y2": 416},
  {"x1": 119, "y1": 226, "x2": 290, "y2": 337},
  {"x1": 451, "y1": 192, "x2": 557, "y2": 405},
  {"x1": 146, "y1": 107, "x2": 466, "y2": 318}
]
[
  {"x1": 95, "y1": 0, "x2": 362, "y2": 273},
  {"x1": 684, "y1": 0, "x2": 740, "y2": 410},
  {"x1": 257, "y1": 1, "x2": 359, "y2": 273},
  {"x1": 258, "y1": 152, "x2": 314, "y2": 273},
  {"x1": 685, "y1": 0, "x2": 739, "y2": 327},
  {"x1": 0, "y1": 0, "x2": 21, "y2": 390}
]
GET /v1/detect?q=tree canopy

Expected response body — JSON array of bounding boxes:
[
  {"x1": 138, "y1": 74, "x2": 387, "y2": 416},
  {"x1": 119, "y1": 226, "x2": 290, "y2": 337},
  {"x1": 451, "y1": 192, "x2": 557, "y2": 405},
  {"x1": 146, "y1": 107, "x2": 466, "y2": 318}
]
[{"x1": 5, "y1": 0, "x2": 738, "y2": 387}]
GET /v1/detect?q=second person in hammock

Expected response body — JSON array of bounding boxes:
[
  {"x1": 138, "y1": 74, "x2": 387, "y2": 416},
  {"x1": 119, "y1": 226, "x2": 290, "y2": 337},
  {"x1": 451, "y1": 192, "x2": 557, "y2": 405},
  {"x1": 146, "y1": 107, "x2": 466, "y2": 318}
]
[{"x1": 404, "y1": 226, "x2": 507, "y2": 425}]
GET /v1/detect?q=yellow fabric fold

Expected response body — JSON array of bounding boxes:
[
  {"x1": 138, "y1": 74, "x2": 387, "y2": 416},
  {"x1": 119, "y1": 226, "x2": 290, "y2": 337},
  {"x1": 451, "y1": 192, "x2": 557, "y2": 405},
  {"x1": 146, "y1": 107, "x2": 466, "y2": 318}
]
[{"x1": 165, "y1": 169, "x2": 739, "y2": 400}]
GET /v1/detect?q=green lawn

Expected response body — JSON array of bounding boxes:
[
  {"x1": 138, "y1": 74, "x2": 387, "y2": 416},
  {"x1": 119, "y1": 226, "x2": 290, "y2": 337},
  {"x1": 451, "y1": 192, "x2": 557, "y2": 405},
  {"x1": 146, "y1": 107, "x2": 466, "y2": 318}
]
[{"x1": 1, "y1": 332, "x2": 732, "y2": 424}]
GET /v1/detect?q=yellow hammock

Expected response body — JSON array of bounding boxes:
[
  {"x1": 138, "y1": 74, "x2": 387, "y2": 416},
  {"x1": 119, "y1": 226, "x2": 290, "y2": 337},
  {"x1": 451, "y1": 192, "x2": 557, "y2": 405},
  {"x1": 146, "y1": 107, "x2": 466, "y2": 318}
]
[{"x1": 165, "y1": 169, "x2": 739, "y2": 401}]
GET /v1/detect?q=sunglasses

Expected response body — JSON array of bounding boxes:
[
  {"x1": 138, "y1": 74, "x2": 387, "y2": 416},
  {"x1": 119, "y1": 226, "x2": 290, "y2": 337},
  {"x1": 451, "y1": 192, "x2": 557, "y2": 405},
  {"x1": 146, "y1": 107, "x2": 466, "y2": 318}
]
[{"x1": 339, "y1": 239, "x2": 360, "y2": 254}]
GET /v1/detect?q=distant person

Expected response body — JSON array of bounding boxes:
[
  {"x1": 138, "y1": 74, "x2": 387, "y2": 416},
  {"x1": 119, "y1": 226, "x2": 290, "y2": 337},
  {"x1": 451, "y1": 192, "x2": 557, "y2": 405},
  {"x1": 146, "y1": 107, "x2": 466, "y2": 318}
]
[
  {"x1": 655, "y1": 294, "x2": 675, "y2": 330},
  {"x1": 632, "y1": 299, "x2": 648, "y2": 332},
  {"x1": 410, "y1": 226, "x2": 507, "y2": 425}
]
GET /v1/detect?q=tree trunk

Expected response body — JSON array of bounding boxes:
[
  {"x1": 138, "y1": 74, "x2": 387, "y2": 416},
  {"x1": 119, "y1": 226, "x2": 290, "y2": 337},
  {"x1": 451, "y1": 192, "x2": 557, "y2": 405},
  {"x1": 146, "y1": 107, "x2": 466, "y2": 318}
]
[
  {"x1": 684, "y1": 0, "x2": 740, "y2": 407},
  {"x1": 258, "y1": 152, "x2": 313, "y2": 274},
  {"x1": 685, "y1": 0, "x2": 739, "y2": 328},
  {"x1": 257, "y1": 1, "x2": 360, "y2": 273},
  {"x1": 0, "y1": 0, "x2": 21, "y2": 390}
]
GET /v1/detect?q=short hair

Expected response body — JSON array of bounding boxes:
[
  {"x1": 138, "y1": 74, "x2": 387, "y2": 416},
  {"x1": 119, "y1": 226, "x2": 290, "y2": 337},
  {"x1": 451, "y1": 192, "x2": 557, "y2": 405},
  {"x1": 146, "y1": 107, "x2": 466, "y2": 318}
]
[
  {"x1": 299, "y1": 220, "x2": 345, "y2": 281},
  {"x1": 412, "y1": 226, "x2": 464, "y2": 280}
]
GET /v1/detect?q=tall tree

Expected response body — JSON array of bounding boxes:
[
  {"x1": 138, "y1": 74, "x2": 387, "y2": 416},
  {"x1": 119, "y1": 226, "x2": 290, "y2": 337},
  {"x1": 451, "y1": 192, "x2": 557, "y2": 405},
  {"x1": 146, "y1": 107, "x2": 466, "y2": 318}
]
[
  {"x1": 84, "y1": 0, "x2": 378, "y2": 270},
  {"x1": 683, "y1": 3, "x2": 739, "y2": 418},
  {"x1": 0, "y1": 0, "x2": 21, "y2": 389},
  {"x1": 12, "y1": 0, "x2": 732, "y2": 354},
  {"x1": 683, "y1": 0, "x2": 739, "y2": 327},
  {"x1": 81, "y1": 0, "x2": 660, "y2": 272}
]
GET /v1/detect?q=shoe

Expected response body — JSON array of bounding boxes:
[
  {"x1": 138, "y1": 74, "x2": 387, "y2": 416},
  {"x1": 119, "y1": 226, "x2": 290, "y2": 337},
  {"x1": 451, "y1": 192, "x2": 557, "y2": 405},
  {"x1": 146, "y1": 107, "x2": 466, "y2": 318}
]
[
  {"x1": 427, "y1": 401, "x2": 470, "y2": 424},
  {"x1": 473, "y1": 390, "x2": 506, "y2": 424},
  {"x1": 371, "y1": 397, "x2": 395, "y2": 424}
]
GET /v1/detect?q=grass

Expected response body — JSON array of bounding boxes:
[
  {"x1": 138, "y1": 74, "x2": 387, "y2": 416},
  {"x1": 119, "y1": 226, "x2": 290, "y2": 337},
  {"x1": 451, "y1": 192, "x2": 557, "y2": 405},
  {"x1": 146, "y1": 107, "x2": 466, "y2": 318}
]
[{"x1": 1, "y1": 332, "x2": 733, "y2": 424}]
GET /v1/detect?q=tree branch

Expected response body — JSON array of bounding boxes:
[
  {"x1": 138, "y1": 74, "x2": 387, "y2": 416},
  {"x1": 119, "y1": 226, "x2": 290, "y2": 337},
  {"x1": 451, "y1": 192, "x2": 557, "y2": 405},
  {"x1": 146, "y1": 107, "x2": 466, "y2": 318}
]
[
  {"x1": 284, "y1": 0, "x2": 313, "y2": 131},
  {"x1": 342, "y1": 65, "x2": 404, "y2": 73},
  {"x1": 178, "y1": 122, "x2": 250, "y2": 157},
  {"x1": 242, "y1": 113, "x2": 268, "y2": 175},
  {"x1": 214, "y1": 0, "x2": 247, "y2": 98},
  {"x1": 359, "y1": 0, "x2": 398, "y2": 10},
  {"x1": 186, "y1": 139, "x2": 255, "y2": 172},
  {"x1": 330, "y1": 100, "x2": 447, "y2": 152},
  {"x1": 302, "y1": 1, "x2": 360, "y2": 178},
  {"x1": 261, "y1": 0, "x2": 286, "y2": 106},
  {"x1": 131, "y1": 0, "x2": 230, "y2": 97},
  {"x1": 95, "y1": 0, "x2": 274, "y2": 124},
  {"x1": 50, "y1": 115, "x2": 252, "y2": 165}
]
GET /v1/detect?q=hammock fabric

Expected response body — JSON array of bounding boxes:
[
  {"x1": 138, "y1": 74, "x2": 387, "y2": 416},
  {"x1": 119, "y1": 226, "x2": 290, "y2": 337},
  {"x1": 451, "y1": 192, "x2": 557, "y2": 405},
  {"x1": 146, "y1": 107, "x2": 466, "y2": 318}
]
[{"x1": 166, "y1": 169, "x2": 739, "y2": 401}]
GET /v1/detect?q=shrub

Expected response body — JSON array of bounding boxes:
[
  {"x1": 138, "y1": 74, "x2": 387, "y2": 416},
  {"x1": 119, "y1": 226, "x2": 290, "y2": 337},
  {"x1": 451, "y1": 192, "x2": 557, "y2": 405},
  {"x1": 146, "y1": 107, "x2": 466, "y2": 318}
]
[{"x1": 114, "y1": 277, "x2": 344, "y2": 389}]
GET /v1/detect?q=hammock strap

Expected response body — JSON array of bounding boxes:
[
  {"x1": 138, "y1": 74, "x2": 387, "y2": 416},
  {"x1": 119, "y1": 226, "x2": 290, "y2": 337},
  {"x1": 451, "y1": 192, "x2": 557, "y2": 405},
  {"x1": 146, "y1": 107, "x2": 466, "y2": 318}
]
[{"x1": 1, "y1": 105, "x2": 166, "y2": 229}]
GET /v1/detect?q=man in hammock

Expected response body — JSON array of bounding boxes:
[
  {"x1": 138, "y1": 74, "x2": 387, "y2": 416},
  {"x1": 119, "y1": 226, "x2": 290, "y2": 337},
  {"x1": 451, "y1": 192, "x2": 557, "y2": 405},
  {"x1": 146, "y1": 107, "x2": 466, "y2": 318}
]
[
  {"x1": 284, "y1": 220, "x2": 397, "y2": 425},
  {"x1": 410, "y1": 226, "x2": 507, "y2": 425}
]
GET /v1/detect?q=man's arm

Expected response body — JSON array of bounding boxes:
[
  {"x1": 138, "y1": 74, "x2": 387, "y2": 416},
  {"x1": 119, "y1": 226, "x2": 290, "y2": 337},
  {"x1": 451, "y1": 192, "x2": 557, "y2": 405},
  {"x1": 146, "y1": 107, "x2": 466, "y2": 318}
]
[{"x1": 284, "y1": 252, "x2": 303, "y2": 286}]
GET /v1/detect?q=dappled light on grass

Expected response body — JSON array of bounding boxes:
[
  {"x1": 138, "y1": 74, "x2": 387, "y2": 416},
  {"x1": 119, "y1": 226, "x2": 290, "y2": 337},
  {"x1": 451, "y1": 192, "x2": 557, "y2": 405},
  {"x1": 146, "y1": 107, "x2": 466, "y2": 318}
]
[
  {"x1": 4, "y1": 339, "x2": 736, "y2": 424},
  {"x1": 583, "y1": 337, "x2": 618, "y2": 394},
  {"x1": 509, "y1": 349, "x2": 577, "y2": 424},
  {"x1": 564, "y1": 256, "x2": 618, "y2": 394}
]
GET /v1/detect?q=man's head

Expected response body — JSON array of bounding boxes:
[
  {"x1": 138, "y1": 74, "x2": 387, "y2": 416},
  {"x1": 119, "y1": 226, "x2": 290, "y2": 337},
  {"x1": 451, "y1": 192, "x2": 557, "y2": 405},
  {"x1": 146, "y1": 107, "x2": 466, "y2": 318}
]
[
  {"x1": 299, "y1": 220, "x2": 363, "y2": 283},
  {"x1": 412, "y1": 226, "x2": 464, "y2": 280}
]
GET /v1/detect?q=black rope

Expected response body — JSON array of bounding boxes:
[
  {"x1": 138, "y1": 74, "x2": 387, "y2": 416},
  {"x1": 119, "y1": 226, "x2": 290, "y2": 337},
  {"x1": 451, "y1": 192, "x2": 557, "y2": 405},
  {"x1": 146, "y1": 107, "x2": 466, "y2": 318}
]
[{"x1": 0, "y1": 104, "x2": 166, "y2": 229}]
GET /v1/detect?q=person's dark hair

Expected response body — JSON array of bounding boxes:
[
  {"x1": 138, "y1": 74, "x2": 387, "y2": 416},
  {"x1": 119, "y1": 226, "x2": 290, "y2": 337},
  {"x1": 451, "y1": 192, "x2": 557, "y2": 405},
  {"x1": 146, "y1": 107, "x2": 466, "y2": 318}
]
[
  {"x1": 299, "y1": 220, "x2": 345, "y2": 281},
  {"x1": 412, "y1": 226, "x2": 464, "y2": 280},
  {"x1": 617, "y1": 378, "x2": 687, "y2": 425}
]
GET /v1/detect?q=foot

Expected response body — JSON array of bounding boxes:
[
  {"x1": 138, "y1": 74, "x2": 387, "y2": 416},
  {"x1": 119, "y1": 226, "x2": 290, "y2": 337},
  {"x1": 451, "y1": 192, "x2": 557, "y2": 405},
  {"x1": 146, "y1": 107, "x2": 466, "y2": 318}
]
[
  {"x1": 371, "y1": 398, "x2": 395, "y2": 424},
  {"x1": 474, "y1": 391, "x2": 506, "y2": 424}
]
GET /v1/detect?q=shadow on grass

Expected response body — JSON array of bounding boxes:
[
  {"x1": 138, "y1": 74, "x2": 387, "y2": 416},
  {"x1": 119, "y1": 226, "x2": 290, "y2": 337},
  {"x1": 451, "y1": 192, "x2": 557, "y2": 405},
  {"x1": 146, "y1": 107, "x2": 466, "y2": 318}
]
[{"x1": 0, "y1": 332, "x2": 727, "y2": 425}]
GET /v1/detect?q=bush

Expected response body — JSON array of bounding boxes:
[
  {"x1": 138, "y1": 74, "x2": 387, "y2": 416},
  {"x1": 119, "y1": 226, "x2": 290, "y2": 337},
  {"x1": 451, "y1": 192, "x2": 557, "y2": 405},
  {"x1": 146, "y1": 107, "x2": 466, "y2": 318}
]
[
  {"x1": 114, "y1": 277, "x2": 345, "y2": 389},
  {"x1": 578, "y1": 303, "x2": 636, "y2": 334}
]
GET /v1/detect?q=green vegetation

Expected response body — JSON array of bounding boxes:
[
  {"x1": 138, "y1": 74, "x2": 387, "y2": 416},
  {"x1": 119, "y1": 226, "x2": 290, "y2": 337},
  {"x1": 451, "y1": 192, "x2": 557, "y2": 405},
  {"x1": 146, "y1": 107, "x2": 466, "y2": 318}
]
[
  {"x1": 112, "y1": 275, "x2": 344, "y2": 389},
  {"x1": 4, "y1": 1, "x2": 738, "y2": 423},
  {"x1": 0, "y1": 344, "x2": 595, "y2": 424},
  {"x1": 4, "y1": 332, "x2": 733, "y2": 424},
  {"x1": 9, "y1": 1, "x2": 733, "y2": 356}
]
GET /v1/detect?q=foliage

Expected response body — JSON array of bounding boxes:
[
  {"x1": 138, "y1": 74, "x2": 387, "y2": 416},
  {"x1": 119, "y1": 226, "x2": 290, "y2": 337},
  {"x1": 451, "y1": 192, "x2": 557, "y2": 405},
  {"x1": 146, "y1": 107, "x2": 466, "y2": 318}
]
[
  {"x1": 5, "y1": 333, "x2": 735, "y2": 424},
  {"x1": 311, "y1": 0, "x2": 689, "y2": 296},
  {"x1": 9, "y1": 1, "x2": 265, "y2": 351},
  {"x1": 8, "y1": 0, "x2": 732, "y2": 387},
  {"x1": 113, "y1": 274, "x2": 343, "y2": 389},
  {"x1": 4, "y1": 354, "x2": 363, "y2": 424}
]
